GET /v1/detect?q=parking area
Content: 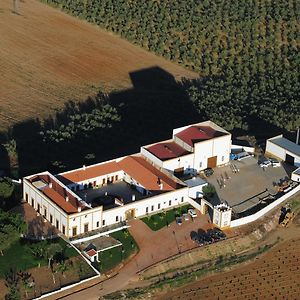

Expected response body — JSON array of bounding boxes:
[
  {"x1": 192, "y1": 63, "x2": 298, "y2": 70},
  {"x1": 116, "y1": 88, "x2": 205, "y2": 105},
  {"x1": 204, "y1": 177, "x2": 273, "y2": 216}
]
[{"x1": 205, "y1": 157, "x2": 290, "y2": 214}]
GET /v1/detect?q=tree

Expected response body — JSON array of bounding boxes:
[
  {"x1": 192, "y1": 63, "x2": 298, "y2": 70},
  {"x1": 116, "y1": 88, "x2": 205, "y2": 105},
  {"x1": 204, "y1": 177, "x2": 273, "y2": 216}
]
[
  {"x1": 0, "y1": 177, "x2": 14, "y2": 199},
  {"x1": 46, "y1": 243, "x2": 63, "y2": 269},
  {"x1": 202, "y1": 184, "x2": 216, "y2": 198}
]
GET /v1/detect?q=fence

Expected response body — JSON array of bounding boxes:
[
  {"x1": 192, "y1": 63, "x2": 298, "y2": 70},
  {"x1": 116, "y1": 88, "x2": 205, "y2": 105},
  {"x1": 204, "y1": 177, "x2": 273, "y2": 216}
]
[{"x1": 231, "y1": 184, "x2": 300, "y2": 227}]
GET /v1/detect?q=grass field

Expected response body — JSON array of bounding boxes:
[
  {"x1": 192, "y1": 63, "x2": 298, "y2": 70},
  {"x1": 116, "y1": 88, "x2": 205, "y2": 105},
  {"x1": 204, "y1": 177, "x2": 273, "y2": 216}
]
[
  {"x1": 141, "y1": 205, "x2": 190, "y2": 231},
  {"x1": 0, "y1": 238, "x2": 77, "y2": 277},
  {"x1": 0, "y1": 0, "x2": 197, "y2": 129},
  {"x1": 97, "y1": 229, "x2": 138, "y2": 272}
]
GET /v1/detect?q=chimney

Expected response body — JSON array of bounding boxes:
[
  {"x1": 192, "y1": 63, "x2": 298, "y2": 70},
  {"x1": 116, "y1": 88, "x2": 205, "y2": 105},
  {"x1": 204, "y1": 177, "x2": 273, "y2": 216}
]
[
  {"x1": 83, "y1": 165, "x2": 86, "y2": 170},
  {"x1": 77, "y1": 206, "x2": 81, "y2": 213},
  {"x1": 132, "y1": 194, "x2": 136, "y2": 201},
  {"x1": 160, "y1": 183, "x2": 164, "y2": 190},
  {"x1": 49, "y1": 182, "x2": 53, "y2": 188},
  {"x1": 65, "y1": 195, "x2": 69, "y2": 202}
]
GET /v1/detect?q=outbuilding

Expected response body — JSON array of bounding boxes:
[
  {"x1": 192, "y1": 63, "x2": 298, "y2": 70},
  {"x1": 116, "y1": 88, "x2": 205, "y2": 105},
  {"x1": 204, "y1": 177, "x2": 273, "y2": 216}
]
[{"x1": 266, "y1": 135, "x2": 300, "y2": 167}]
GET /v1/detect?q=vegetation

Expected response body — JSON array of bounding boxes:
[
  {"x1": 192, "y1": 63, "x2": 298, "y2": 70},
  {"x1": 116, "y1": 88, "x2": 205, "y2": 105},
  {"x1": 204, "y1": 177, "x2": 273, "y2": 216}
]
[
  {"x1": 96, "y1": 229, "x2": 138, "y2": 272},
  {"x1": 0, "y1": 210, "x2": 27, "y2": 256},
  {"x1": 141, "y1": 205, "x2": 189, "y2": 231},
  {"x1": 0, "y1": 238, "x2": 77, "y2": 278},
  {"x1": 42, "y1": 0, "x2": 299, "y2": 132},
  {"x1": 202, "y1": 184, "x2": 216, "y2": 199}
]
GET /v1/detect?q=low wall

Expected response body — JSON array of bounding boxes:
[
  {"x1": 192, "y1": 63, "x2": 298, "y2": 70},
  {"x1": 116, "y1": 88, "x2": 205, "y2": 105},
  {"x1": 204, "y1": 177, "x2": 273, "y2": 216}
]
[{"x1": 231, "y1": 184, "x2": 300, "y2": 227}]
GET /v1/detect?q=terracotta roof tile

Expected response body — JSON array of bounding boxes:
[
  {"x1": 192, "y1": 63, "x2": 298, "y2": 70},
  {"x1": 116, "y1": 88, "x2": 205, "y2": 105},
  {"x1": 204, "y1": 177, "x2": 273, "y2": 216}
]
[
  {"x1": 175, "y1": 125, "x2": 226, "y2": 147},
  {"x1": 147, "y1": 141, "x2": 190, "y2": 161}
]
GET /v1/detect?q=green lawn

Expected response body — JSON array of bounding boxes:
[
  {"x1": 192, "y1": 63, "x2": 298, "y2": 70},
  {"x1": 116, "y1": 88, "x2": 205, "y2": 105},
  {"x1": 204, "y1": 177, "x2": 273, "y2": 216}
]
[
  {"x1": 0, "y1": 237, "x2": 77, "y2": 277},
  {"x1": 141, "y1": 205, "x2": 190, "y2": 231},
  {"x1": 97, "y1": 229, "x2": 138, "y2": 272}
]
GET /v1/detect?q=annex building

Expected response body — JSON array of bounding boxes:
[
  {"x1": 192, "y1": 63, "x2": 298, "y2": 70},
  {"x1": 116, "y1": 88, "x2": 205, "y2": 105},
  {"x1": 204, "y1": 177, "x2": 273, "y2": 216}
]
[{"x1": 23, "y1": 121, "x2": 232, "y2": 238}]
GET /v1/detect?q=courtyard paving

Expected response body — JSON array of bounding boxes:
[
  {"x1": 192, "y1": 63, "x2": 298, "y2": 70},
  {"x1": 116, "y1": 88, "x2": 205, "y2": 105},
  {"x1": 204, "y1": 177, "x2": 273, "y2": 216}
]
[{"x1": 205, "y1": 157, "x2": 289, "y2": 214}]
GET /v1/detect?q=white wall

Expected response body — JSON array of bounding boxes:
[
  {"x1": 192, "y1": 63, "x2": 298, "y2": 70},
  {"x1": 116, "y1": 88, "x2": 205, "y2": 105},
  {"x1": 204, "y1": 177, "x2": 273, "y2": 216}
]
[
  {"x1": 140, "y1": 147, "x2": 163, "y2": 167},
  {"x1": 291, "y1": 171, "x2": 300, "y2": 182},
  {"x1": 265, "y1": 140, "x2": 286, "y2": 160},
  {"x1": 295, "y1": 157, "x2": 300, "y2": 167},
  {"x1": 23, "y1": 179, "x2": 68, "y2": 235},
  {"x1": 162, "y1": 153, "x2": 194, "y2": 173},
  {"x1": 67, "y1": 171, "x2": 123, "y2": 191},
  {"x1": 102, "y1": 188, "x2": 190, "y2": 226},
  {"x1": 231, "y1": 184, "x2": 300, "y2": 227}
]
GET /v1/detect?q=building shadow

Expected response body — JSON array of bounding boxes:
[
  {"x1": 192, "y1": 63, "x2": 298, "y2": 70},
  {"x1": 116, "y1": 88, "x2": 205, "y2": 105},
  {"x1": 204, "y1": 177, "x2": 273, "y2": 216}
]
[{"x1": 11, "y1": 66, "x2": 200, "y2": 177}]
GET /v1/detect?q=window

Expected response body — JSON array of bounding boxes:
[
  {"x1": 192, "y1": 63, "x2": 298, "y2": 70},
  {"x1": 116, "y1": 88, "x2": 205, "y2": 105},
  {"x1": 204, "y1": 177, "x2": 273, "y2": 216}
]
[
  {"x1": 169, "y1": 200, "x2": 172, "y2": 206},
  {"x1": 93, "y1": 181, "x2": 96, "y2": 186},
  {"x1": 25, "y1": 193, "x2": 28, "y2": 202},
  {"x1": 50, "y1": 214, "x2": 53, "y2": 224},
  {"x1": 31, "y1": 198, "x2": 34, "y2": 207},
  {"x1": 96, "y1": 221, "x2": 99, "y2": 228},
  {"x1": 72, "y1": 226, "x2": 77, "y2": 236},
  {"x1": 146, "y1": 207, "x2": 148, "y2": 213},
  {"x1": 181, "y1": 196, "x2": 184, "y2": 203},
  {"x1": 222, "y1": 156, "x2": 224, "y2": 162},
  {"x1": 37, "y1": 203, "x2": 40, "y2": 213},
  {"x1": 158, "y1": 203, "x2": 161, "y2": 210},
  {"x1": 115, "y1": 175, "x2": 118, "y2": 181},
  {"x1": 102, "y1": 178, "x2": 106, "y2": 185},
  {"x1": 62, "y1": 225, "x2": 66, "y2": 235},
  {"x1": 151, "y1": 205, "x2": 154, "y2": 211},
  {"x1": 116, "y1": 216, "x2": 119, "y2": 222},
  {"x1": 56, "y1": 220, "x2": 59, "y2": 229},
  {"x1": 199, "y1": 162, "x2": 202, "y2": 168},
  {"x1": 102, "y1": 220, "x2": 105, "y2": 226},
  {"x1": 43, "y1": 207, "x2": 47, "y2": 218},
  {"x1": 84, "y1": 223, "x2": 89, "y2": 233}
]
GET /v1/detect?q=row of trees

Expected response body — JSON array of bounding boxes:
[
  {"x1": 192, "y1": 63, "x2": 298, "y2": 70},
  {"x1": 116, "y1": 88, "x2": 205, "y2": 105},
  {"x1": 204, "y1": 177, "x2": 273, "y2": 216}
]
[{"x1": 43, "y1": 0, "x2": 300, "y2": 131}]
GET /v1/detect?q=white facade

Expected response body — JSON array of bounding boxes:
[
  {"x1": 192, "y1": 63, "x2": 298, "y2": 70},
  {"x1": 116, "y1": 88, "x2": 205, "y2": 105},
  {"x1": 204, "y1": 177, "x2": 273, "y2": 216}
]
[{"x1": 213, "y1": 204, "x2": 232, "y2": 229}]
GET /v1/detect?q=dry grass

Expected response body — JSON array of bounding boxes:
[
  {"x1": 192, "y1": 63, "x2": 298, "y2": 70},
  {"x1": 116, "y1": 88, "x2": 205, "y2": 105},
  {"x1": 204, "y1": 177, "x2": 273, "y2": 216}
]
[{"x1": 0, "y1": 0, "x2": 197, "y2": 129}]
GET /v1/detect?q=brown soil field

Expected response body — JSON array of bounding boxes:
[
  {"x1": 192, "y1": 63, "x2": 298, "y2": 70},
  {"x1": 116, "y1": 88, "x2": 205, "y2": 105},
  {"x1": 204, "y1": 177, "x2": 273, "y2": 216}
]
[
  {"x1": 0, "y1": 0, "x2": 197, "y2": 129},
  {"x1": 159, "y1": 218, "x2": 300, "y2": 300}
]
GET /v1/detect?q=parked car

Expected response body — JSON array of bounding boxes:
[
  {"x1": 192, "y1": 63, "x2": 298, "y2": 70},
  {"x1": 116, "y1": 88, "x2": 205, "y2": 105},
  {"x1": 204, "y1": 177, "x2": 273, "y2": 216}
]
[
  {"x1": 182, "y1": 213, "x2": 189, "y2": 221},
  {"x1": 270, "y1": 158, "x2": 280, "y2": 167},
  {"x1": 204, "y1": 168, "x2": 214, "y2": 177},
  {"x1": 176, "y1": 216, "x2": 183, "y2": 226},
  {"x1": 188, "y1": 208, "x2": 197, "y2": 218},
  {"x1": 259, "y1": 160, "x2": 272, "y2": 168}
]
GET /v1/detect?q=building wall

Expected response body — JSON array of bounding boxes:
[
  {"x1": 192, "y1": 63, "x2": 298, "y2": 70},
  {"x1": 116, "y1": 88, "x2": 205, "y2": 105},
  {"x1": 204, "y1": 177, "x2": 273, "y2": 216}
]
[
  {"x1": 140, "y1": 147, "x2": 163, "y2": 167},
  {"x1": 102, "y1": 188, "x2": 190, "y2": 226},
  {"x1": 67, "y1": 171, "x2": 124, "y2": 191},
  {"x1": 265, "y1": 140, "x2": 286, "y2": 161},
  {"x1": 162, "y1": 153, "x2": 194, "y2": 174},
  {"x1": 291, "y1": 171, "x2": 300, "y2": 182},
  {"x1": 23, "y1": 179, "x2": 68, "y2": 235}
]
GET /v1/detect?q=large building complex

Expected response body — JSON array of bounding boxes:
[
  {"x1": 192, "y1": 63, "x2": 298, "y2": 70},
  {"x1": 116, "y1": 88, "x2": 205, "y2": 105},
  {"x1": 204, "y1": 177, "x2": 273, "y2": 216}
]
[{"x1": 23, "y1": 121, "x2": 232, "y2": 238}]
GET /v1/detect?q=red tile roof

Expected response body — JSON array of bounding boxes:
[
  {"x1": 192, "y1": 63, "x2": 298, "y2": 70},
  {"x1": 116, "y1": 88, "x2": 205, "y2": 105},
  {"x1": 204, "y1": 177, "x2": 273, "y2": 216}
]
[
  {"x1": 118, "y1": 155, "x2": 178, "y2": 192},
  {"x1": 175, "y1": 125, "x2": 226, "y2": 147},
  {"x1": 147, "y1": 141, "x2": 190, "y2": 161},
  {"x1": 58, "y1": 161, "x2": 121, "y2": 185},
  {"x1": 29, "y1": 174, "x2": 83, "y2": 214},
  {"x1": 86, "y1": 249, "x2": 97, "y2": 257}
]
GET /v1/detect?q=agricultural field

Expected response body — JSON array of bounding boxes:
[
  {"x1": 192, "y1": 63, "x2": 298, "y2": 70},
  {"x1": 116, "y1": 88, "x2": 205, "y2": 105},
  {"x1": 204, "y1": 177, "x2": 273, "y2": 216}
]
[
  {"x1": 159, "y1": 237, "x2": 300, "y2": 299},
  {"x1": 0, "y1": 0, "x2": 196, "y2": 129}
]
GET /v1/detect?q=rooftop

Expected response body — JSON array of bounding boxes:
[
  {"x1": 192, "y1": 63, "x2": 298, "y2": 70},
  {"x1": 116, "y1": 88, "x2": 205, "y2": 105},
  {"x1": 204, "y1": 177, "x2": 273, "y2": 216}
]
[
  {"x1": 269, "y1": 137, "x2": 300, "y2": 157},
  {"x1": 28, "y1": 173, "x2": 86, "y2": 214},
  {"x1": 146, "y1": 140, "x2": 190, "y2": 161},
  {"x1": 175, "y1": 125, "x2": 227, "y2": 147}
]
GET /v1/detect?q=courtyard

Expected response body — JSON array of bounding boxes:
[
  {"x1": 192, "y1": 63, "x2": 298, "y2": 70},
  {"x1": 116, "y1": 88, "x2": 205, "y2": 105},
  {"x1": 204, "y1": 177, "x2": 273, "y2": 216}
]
[{"x1": 205, "y1": 156, "x2": 290, "y2": 215}]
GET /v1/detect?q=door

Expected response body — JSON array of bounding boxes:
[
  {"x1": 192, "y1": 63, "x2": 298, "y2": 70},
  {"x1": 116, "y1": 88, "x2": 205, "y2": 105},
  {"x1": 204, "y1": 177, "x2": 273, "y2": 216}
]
[
  {"x1": 125, "y1": 209, "x2": 136, "y2": 220},
  {"x1": 84, "y1": 223, "x2": 89, "y2": 233},
  {"x1": 207, "y1": 156, "x2": 217, "y2": 168},
  {"x1": 72, "y1": 226, "x2": 77, "y2": 236}
]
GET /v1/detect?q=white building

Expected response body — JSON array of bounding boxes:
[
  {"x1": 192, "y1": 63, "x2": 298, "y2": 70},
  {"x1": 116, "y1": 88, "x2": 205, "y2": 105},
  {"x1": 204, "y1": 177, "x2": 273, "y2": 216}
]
[
  {"x1": 141, "y1": 120, "x2": 231, "y2": 175},
  {"x1": 23, "y1": 121, "x2": 232, "y2": 238},
  {"x1": 266, "y1": 135, "x2": 300, "y2": 167}
]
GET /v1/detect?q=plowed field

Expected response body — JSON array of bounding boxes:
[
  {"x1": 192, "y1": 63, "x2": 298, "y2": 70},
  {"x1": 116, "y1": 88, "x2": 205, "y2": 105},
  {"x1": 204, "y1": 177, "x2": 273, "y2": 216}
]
[
  {"x1": 160, "y1": 237, "x2": 300, "y2": 300},
  {"x1": 0, "y1": 0, "x2": 197, "y2": 128}
]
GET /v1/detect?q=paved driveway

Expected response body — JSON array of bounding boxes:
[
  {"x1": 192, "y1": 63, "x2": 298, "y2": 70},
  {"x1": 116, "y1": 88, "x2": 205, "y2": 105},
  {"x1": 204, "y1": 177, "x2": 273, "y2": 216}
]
[
  {"x1": 59, "y1": 214, "x2": 213, "y2": 300},
  {"x1": 206, "y1": 157, "x2": 289, "y2": 213}
]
